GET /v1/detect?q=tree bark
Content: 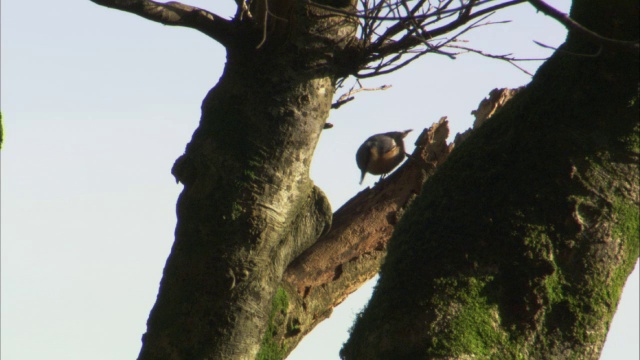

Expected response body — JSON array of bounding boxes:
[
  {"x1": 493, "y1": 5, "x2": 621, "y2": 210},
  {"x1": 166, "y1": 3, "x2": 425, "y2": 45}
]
[
  {"x1": 137, "y1": 2, "x2": 359, "y2": 358},
  {"x1": 276, "y1": 117, "x2": 450, "y2": 355},
  {"x1": 89, "y1": 0, "x2": 639, "y2": 358},
  {"x1": 249, "y1": 88, "x2": 523, "y2": 357},
  {"x1": 342, "y1": 0, "x2": 639, "y2": 358}
]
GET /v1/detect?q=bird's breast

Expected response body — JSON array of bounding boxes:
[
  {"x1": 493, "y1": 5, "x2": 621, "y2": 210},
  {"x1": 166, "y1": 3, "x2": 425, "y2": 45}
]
[{"x1": 366, "y1": 146, "x2": 404, "y2": 174}]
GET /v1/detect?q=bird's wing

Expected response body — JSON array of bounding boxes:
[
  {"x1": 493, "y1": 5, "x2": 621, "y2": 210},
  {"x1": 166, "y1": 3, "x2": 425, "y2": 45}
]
[
  {"x1": 376, "y1": 136, "x2": 399, "y2": 158},
  {"x1": 356, "y1": 142, "x2": 372, "y2": 170}
]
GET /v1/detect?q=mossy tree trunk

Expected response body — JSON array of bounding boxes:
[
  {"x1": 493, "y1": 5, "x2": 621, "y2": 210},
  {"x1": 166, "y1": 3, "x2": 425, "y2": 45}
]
[
  {"x1": 91, "y1": 0, "x2": 637, "y2": 358},
  {"x1": 130, "y1": 2, "x2": 356, "y2": 359},
  {"x1": 342, "y1": 1, "x2": 639, "y2": 359}
]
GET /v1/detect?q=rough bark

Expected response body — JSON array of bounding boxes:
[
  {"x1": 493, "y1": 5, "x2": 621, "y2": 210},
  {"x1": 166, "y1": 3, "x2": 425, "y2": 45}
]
[
  {"x1": 89, "y1": 0, "x2": 639, "y2": 358},
  {"x1": 253, "y1": 89, "x2": 522, "y2": 357},
  {"x1": 278, "y1": 118, "x2": 450, "y2": 355},
  {"x1": 136, "y1": 2, "x2": 358, "y2": 359},
  {"x1": 342, "y1": 0, "x2": 639, "y2": 359}
]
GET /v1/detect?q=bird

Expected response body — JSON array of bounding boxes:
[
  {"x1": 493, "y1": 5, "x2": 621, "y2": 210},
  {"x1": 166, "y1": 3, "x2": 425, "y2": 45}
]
[{"x1": 356, "y1": 129, "x2": 412, "y2": 184}]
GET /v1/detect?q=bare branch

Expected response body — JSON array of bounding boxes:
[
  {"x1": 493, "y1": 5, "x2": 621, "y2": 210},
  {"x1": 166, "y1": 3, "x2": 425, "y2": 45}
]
[
  {"x1": 256, "y1": 0, "x2": 269, "y2": 48},
  {"x1": 358, "y1": 49, "x2": 428, "y2": 77},
  {"x1": 446, "y1": 43, "x2": 539, "y2": 75},
  {"x1": 311, "y1": 0, "x2": 529, "y2": 23},
  {"x1": 376, "y1": 0, "x2": 430, "y2": 42},
  {"x1": 373, "y1": 0, "x2": 526, "y2": 57},
  {"x1": 527, "y1": 0, "x2": 639, "y2": 54},
  {"x1": 361, "y1": 11, "x2": 505, "y2": 77},
  {"x1": 234, "y1": 0, "x2": 253, "y2": 21},
  {"x1": 533, "y1": 40, "x2": 604, "y2": 58},
  {"x1": 331, "y1": 83, "x2": 392, "y2": 109},
  {"x1": 307, "y1": 0, "x2": 529, "y2": 80},
  {"x1": 90, "y1": 0, "x2": 236, "y2": 46}
]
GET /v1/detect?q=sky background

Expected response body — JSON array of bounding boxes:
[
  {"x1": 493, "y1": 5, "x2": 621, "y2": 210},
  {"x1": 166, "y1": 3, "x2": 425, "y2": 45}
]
[{"x1": 1, "y1": 1, "x2": 637, "y2": 359}]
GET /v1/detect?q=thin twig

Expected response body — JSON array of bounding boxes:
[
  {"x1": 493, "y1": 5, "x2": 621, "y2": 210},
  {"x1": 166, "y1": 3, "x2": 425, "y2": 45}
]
[
  {"x1": 527, "y1": 0, "x2": 639, "y2": 53},
  {"x1": 331, "y1": 84, "x2": 393, "y2": 109},
  {"x1": 446, "y1": 44, "x2": 540, "y2": 75},
  {"x1": 533, "y1": 40, "x2": 603, "y2": 58},
  {"x1": 372, "y1": 1, "x2": 525, "y2": 60},
  {"x1": 307, "y1": 0, "x2": 509, "y2": 21},
  {"x1": 256, "y1": 0, "x2": 269, "y2": 49},
  {"x1": 365, "y1": 11, "x2": 498, "y2": 75},
  {"x1": 234, "y1": 0, "x2": 253, "y2": 21}
]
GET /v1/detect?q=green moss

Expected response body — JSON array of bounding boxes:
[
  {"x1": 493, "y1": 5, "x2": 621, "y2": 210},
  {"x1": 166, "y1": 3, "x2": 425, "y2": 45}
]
[
  {"x1": 285, "y1": 316, "x2": 301, "y2": 336},
  {"x1": 256, "y1": 287, "x2": 289, "y2": 360},
  {"x1": 544, "y1": 269, "x2": 564, "y2": 306},
  {"x1": 343, "y1": 1, "x2": 637, "y2": 355},
  {"x1": 231, "y1": 202, "x2": 244, "y2": 220},
  {"x1": 243, "y1": 168, "x2": 258, "y2": 181},
  {"x1": 430, "y1": 276, "x2": 511, "y2": 358},
  {"x1": 541, "y1": 197, "x2": 639, "y2": 351},
  {"x1": 622, "y1": 120, "x2": 640, "y2": 165},
  {"x1": 610, "y1": 198, "x2": 640, "y2": 294},
  {"x1": 575, "y1": 181, "x2": 639, "y2": 334}
]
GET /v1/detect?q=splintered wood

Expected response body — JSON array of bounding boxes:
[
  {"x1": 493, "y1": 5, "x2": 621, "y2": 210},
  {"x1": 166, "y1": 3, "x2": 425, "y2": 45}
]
[{"x1": 277, "y1": 88, "x2": 521, "y2": 354}]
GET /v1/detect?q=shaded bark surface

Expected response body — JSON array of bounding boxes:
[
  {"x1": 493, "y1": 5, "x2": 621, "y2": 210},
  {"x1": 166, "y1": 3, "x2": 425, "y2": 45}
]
[
  {"x1": 89, "y1": 0, "x2": 639, "y2": 359},
  {"x1": 342, "y1": 0, "x2": 639, "y2": 359},
  {"x1": 259, "y1": 90, "x2": 523, "y2": 357},
  {"x1": 278, "y1": 118, "x2": 450, "y2": 355},
  {"x1": 137, "y1": 2, "x2": 358, "y2": 358}
]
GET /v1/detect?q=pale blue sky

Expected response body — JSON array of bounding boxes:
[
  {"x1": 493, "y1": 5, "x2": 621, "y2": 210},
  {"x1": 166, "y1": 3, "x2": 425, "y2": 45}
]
[{"x1": 1, "y1": 1, "x2": 637, "y2": 359}]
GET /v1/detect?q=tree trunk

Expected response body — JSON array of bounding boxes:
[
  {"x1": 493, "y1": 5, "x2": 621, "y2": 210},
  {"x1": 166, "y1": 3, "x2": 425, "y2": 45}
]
[
  {"x1": 342, "y1": 0, "x2": 639, "y2": 359},
  {"x1": 251, "y1": 91, "x2": 525, "y2": 358},
  {"x1": 89, "y1": 0, "x2": 638, "y2": 358},
  {"x1": 137, "y1": 3, "x2": 358, "y2": 358},
  {"x1": 275, "y1": 117, "x2": 453, "y2": 355}
]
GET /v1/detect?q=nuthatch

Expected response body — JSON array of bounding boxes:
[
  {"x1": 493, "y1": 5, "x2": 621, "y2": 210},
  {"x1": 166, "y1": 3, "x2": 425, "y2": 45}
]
[{"x1": 356, "y1": 129, "x2": 412, "y2": 184}]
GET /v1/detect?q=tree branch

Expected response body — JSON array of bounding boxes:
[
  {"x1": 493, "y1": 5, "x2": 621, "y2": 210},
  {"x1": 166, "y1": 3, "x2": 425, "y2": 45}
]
[
  {"x1": 279, "y1": 117, "x2": 452, "y2": 356},
  {"x1": 331, "y1": 83, "x2": 392, "y2": 109},
  {"x1": 527, "y1": 0, "x2": 639, "y2": 54},
  {"x1": 90, "y1": 0, "x2": 236, "y2": 46},
  {"x1": 445, "y1": 43, "x2": 544, "y2": 76},
  {"x1": 275, "y1": 89, "x2": 525, "y2": 355},
  {"x1": 373, "y1": 0, "x2": 526, "y2": 58}
]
